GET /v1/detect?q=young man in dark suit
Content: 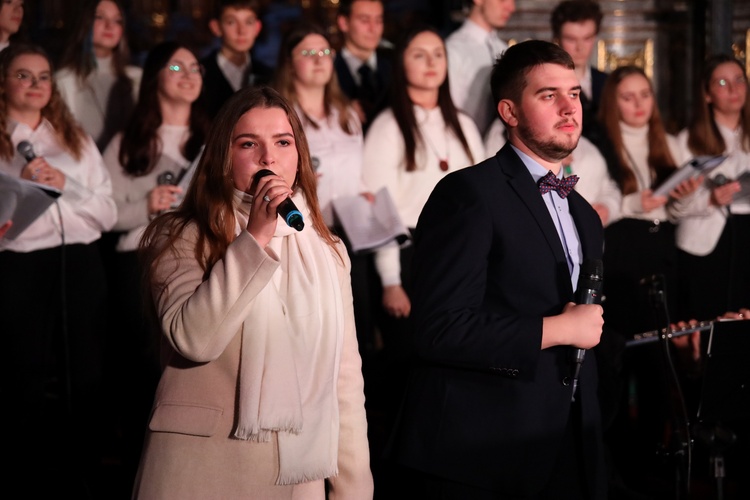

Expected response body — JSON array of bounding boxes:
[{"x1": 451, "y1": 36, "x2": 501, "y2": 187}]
[
  {"x1": 386, "y1": 40, "x2": 607, "y2": 499},
  {"x1": 200, "y1": 0, "x2": 272, "y2": 120},
  {"x1": 334, "y1": 0, "x2": 392, "y2": 130}
]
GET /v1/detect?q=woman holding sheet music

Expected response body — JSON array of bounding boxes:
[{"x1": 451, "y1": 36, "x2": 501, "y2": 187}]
[
  {"x1": 669, "y1": 54, "x2": 750, "y2": 321},
  {"x1": 597, "y1": 65, "x2": 699, "y2": 336},
  {"x1": 273, "y1": 22, "x2": 378, "y2": 357},
  {"x1": 101, "y1": 40, "x2": 207, "y2": 483},
  {"x1": 0, "y1": 43, "x2": 117, "y2": 495}
]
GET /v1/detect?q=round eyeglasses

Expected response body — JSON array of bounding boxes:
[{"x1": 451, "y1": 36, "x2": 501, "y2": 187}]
[
  {"x1": 299, "y1": 48, "x2": 334, "y2": 58},
  {"x1": 166, "y1": 63, "x2": 204, "y2": 77},
  {"x1": 12, "y1": 71, "x2": 53, "y2": 88}
]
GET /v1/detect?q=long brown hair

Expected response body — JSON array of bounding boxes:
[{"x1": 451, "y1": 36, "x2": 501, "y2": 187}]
[
  {"x1": 274, "y1": 22, "x2": 355, "y2": 134},
  {"x1": 391, "y1": 23, "x2": 474, "y2": 172},
  {"x1": 119, "y1": 41, "x2": 208, "y2": 177},
  {"x1": 687, "y1": 54, "x2": 750, "y2": 156},
  {"x1": 598, "y1": 65, "x2": 677, "y2": 195},
  {"x1": 0, "y1": 43, "x2": 87, "y2": 161},
  {"x1": 140, "y1": 86, "x2": 338, "y2": 289}
]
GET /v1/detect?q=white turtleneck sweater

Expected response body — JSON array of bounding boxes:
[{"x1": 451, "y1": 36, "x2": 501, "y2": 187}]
[
  {"x1": 618, "y1": 121, "x2": 687, "y2": 222},
  {"x1": 56, "y1": 56, "x2": 142, "y2": 147}
]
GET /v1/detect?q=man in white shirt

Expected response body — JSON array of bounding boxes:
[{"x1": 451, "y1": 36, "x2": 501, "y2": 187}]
[
  {"x1": 446, "y1": 0, "x2": 516, "y2": 135},
  {"x1": 334, "y1": 0, "x2": 393, "y2": 131}
]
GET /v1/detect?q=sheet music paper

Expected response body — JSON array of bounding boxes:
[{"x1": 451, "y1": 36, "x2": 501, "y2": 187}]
[
  {"x1": 653, "y1": 155, "x2": 726, "y2": 196},
  {"x1": 331, "y1": 187, "x2": 411, "y2": 254},
  {"x1": 0, "y1": 170, "x2": 62, "y2": 240},
  {"x1": 170, "y1": 146, "x2": 204, "y2": 209}
]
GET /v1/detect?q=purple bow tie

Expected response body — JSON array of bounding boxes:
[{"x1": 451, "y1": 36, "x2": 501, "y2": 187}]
[{"x1": 537, "y1": 171, "x2": 579, "y2": 199}]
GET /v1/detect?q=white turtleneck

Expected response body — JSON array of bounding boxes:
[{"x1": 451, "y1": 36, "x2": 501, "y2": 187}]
[{"x1": 619, "y1": 121, "x2": 684, "y2": 222}]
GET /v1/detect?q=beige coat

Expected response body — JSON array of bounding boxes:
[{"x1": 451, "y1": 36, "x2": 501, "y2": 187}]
[{"x1": 132, "y1": 228, "x2": 373, "y2": 500}]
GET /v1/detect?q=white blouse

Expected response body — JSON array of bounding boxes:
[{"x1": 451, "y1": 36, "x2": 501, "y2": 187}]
[
  {"x1": 299, "y1": 106, "x2": 367, "y2": 227},
  {"x1": 1, "y1": 119, "x2": 117, "y2": 252}
]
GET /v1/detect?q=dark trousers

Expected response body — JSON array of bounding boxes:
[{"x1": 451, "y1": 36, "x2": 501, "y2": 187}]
[{"x1": 0, "y1": 243, "x2": 108, "y2": 496}]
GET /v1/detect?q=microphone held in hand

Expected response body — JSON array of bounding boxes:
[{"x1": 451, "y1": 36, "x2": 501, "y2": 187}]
[
  {"x1": 571, "y1": 258, "x2": 604, "y2": 402},
  {"x1": 254, "y1": 169, "x2": 304, "y2": 231},
  {"x1": 17, "y1": 141, "x2": 36, "y2": 163}
]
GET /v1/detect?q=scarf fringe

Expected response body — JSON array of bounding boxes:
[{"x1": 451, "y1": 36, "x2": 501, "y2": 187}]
[
  {"x1": 233, "y1": 422, "x2": 303, "y2": 442},
  {"x1": 275, "y1": 465, "x2": 339, "y2": 486}
]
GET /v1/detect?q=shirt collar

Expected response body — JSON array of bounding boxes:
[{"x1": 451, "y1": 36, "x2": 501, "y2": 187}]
[{"x1": 511, "y1": 144, "x2": 560, "y2": 182}]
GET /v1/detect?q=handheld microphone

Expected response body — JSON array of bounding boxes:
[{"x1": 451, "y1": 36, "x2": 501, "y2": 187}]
[
  {"x1": 157, "y1": 171, "x2": 176, "y2": 186},
  {"x1": 17, "y1": 141, "x2": 36, "y2": 163},
  {"x1": 254, "y1": 169, "x2": 304, "y2": 231},
  {"x1": 571, "y1": 258, "x2": 604, "y2": 401}
]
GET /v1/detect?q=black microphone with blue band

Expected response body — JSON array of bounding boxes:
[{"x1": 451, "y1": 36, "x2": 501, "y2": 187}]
[{"x1": 254, "y1": 169, "x2": 304, "y2": 232}]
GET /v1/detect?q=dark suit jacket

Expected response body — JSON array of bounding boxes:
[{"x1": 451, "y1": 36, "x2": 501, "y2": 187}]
[
  {"x1": 387, "y1": 144, "x2": 607, "y2": 498},
  {"x1": 333, "y1": 47, "x2": 393, "y2": 129},
  {"x1": 199, "y1": 49, "x2": 273, "y2": 120}
]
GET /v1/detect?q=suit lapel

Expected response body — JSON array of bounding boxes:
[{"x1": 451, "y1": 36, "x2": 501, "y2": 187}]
[{"x1": 497, "y1": 145, "x2": 570, "y2": 268}]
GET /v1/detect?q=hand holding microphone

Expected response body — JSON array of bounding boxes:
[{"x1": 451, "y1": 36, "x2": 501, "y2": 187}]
[
  {"x1": 570, "y1": 258, "x2": 604, "y2": 401},
  {"x1": 253, "y1": 169, "x2": 304, "y2": 231},
  {"x1": 17, "y1": 141, "x2": 65, "y2": 190}
]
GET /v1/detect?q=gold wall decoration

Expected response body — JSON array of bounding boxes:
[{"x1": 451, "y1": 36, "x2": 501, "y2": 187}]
[{"x1": 597, "y1": 38, "x2": 654, "y2": 79}]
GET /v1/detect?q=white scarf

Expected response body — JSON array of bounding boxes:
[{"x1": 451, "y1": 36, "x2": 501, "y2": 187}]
[{"x1": 231, "y1": 190, "x2": 345, "y2": 485}]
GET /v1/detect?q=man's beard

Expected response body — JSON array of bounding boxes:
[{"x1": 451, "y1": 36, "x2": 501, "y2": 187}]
[{"x1": 517, "y1": 119, "x2": 579, "y2": 162}]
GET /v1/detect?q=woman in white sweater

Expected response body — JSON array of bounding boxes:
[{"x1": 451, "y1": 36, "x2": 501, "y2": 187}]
[
  {"x1": 598, "y1": 65, "x2": 697, "y2": 336},
  {"x1": 55, "y1": 0, "x2": 141, "y2": 151},
  {"x1": 361, "y1": 23, "x2": 484, "y2": 464},
  {"x1": 670, "y1": 54, "x2": 750, "y2": 321},
  {"x1": 101, "y1": 40, "x2": 208, "y2": 484}
]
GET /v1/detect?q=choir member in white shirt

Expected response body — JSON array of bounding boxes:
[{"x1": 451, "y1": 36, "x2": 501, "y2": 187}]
[
  {"x1": 669, "y1": 54, "x2": 750, "y2": 321},
  {"x1": 0, "y1": 43, "x2": 117, "y2": 496},
  {"x1": 101, "y1": 41, "x2": 208, "y2": 483},
  {"x1": 274, "y1": 23, "x2": 379, "y2": 357},
  {"x1": 445, "y1": 0, "x2": 516, "y2": 135},
  {"x1": 362, "y1": 24, "x2": 484, "y2": 449},
  {"x1": 55, "y1": 0, "x2": 142, "y2": 151}
]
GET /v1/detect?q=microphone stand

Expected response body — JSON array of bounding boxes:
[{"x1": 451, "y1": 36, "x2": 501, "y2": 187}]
[{"x1": 644, "y1": 274, "x2": 692, "y2": 500}]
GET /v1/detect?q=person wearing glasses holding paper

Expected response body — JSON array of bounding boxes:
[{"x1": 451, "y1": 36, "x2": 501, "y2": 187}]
[
  {"x1": 670, "y1": 54, "x2": 750, "y2": 322},
  {"x1": 0, "y1": 43, "x2": 117, "y2": 496}
]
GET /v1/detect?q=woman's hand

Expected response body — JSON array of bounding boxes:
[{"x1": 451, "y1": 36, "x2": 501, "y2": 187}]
[
  {"x1": 641, "y1": 189, "x2": 668, "y2": 212},
  {"x1": 382, "y1": 284, "x2": 411, "y2": 318},
  {"x1": 148, "y1": 185, "x2": 183, "y2": 215},
  {"x1": 669, "y1": 175, "x2": 703, "y2": 200},
  {"x1": 246, "y1": 171, "x2": 293, "y2": 248},
  {"x1": 23, "y1": 157, "x2": 66, "y2": 190},
  {"x1": 710, "y1": 180, "x2": 741, "y2": 207}
]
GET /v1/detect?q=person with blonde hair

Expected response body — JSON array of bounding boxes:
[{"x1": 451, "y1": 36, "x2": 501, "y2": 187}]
[{"x1": 132, "y1": 86, "x2": 373, "y2": 499}]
